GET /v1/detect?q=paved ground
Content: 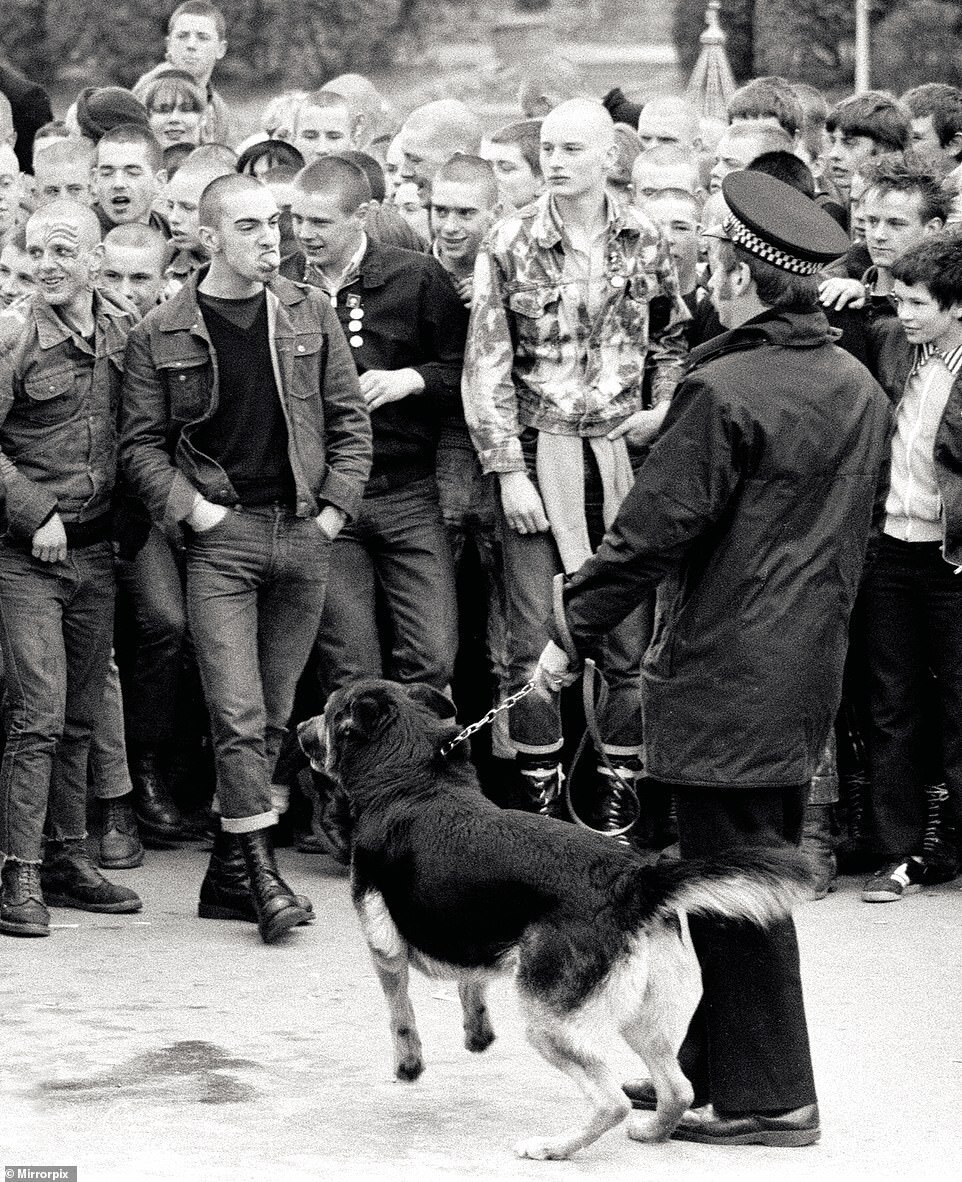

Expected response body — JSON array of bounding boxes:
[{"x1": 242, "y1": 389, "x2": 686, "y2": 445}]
[{"x1": 2, "y1": 844, "x2": 960, "y2": 1182}]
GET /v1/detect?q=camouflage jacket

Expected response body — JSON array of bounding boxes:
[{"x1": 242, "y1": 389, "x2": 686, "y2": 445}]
[{"x1": 462, "y1": 193, "x2": 689, "y2": 475}]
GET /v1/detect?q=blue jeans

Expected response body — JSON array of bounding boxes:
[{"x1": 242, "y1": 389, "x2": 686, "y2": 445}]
[
  {"x1": 185, "y1": 506, "x2": 331, "y2": 833},
  {"x1": 315, "y1": 477, "x2": 458, "y2": 693},
  {"x1": 89, "y1": 657, "x2": 133, "y2": 801},
  {"x1": 436, "y1": 445, "x2": 511, "y2": 757},
  {"x1": 0, "y1": 541, "x2": 115, "y2": 863},
  {"x1": 115, "y1": 524, "x2": 187, "y2": 750}
]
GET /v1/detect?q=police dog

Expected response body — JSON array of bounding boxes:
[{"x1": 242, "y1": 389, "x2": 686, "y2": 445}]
[{"x1": 298, "y1": 680, "x2": 812, "y2": 1161}]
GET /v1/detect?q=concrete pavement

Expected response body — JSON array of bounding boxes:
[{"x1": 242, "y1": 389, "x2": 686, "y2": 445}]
[{"x1": 1, "y1": 845, "x2": 960, "y2": 1182}]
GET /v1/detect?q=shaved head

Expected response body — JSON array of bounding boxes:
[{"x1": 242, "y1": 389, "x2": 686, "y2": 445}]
[
  {"x1": 28, "y1": 199, "x2": 102, "y2": 249},
  {"x1": 198, "y1": 173, "x2": 265, "y2": 230},
  {"x1": 542, "y1": 99, "x2": 615, "y2": 151}
]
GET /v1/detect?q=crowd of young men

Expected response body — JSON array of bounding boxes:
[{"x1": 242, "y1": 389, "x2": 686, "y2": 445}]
[{"x1": 0, "y1": 0, "x2": 960, "y2": 1008}]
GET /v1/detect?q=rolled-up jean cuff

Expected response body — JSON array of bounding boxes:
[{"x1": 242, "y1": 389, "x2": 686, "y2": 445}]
[
  {"x1": 1, "y1": 854, "x2": 42, "y2": 866},
  {"x1": 220, "y1": 810, "x2": 278, "y2": 834},
  {"x1": 515, "y1": 740, "x2": 564, "y2": 758},
  {"x1": 94, "y1": 781, "x2": 133, "y2": 802}
]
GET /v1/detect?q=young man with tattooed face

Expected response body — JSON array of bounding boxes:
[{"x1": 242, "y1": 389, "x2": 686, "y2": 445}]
[{"x1": 0, "y1": 199, "x2": 142, "y2": 937}]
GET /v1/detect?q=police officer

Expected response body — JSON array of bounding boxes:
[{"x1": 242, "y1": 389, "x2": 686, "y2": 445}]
[{"x1": 535, "y1": 172, "x2": 893, "y2": 1145}]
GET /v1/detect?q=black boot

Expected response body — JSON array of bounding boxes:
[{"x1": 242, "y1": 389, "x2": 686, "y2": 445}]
[
  {"x1": 235, "y1": 829, "x2": 310, "y2": 943},
  {"x1": 99, "y1": 794, "x2": 145, "y2": 870},
  {"x1": 590, "y1": 764, "x2": 640, "y2": 846},
  {"x1": 41, "y1": 840, "x2": 142, "y2": 913},
  {"x1": 516, "y1": 759, "x2": 564, "y2": 818},
  {"x1": 0, "y1": 860, "x2": 49, "y2": 937},
  {"x1": 130, "y1": 751, "x2": 186, "y2": 847},
  {"x1": 920, "y1": 783, "x2": 960, "y2": 883},
  {"x1": 199, "y1": 826, "x2": 314, "y2": 925}
]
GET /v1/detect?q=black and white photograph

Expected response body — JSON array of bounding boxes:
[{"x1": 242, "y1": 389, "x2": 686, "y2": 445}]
[{"x1": 0, "y1": 1, "x2": 959, "y2": 1178}]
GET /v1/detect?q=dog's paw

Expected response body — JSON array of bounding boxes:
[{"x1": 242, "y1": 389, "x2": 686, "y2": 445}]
[
  {"x1": 514, "y1": 1136, "x2": 573, "y2": 1161},
  {"x1": 395, "y1": 1055, "x2": 424, "y2": 1082},
  {"x1": 464, "y1": 1026, "x2": 495, "y2": 1054}
]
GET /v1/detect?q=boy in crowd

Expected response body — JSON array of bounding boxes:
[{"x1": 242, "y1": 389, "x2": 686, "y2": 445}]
[
  {"x1": 464, "y1": 99, "x2": 689, "y2": 827},
  {"x1": 820, "y1": 158, "x2": 949, "y2": 320},
  {"x1": 903, "y1": 83, "x2": 962, "y2": 168},
  {"x1": 481, "y1": 119, "x2": 543, "y2": 211},
  {"x1": 396, "y1": 99, "x2": 483, "y2": 210},
  {"x1": 161, "y1": 156, "x2": 233, "y2": 290},
  {"x1": 632, "y1": 143, "x2": 703, "y2": 202},
  {"x1": 292, "y1": 91, "x2": 360, "y2": 164},
  {"x1": 430, "y1": 153, "x2": 500, "y2": 307},
  {"x1": 100, "y1": 223, "x2": 169, "y2": 318},
  {"x1": 0, "y1": 200, "x2": 141, "y2": 937},
  {"x1": 636, "y1": 96, "x2": 702, "y2": 153},
  {"x1": 93, "y1": 124, "x2": 170, "y2": 237},
  {"x1": 710, "y1": 121, "x2": 794, "y2": 193},
  {"x1": 290, "y1": 157, "x2": 466, "y2": 702},
  {"x1": 728, "y1": 76, "x2": 803, "y2": 143},
  {"x1": 121, "y1": 173, "x2": 371, "y2": 943},
  {"x1": 825, "y1": 91, "x2": 911, "y2": 207},
  {"x1": 642, "y1": 187, "x2": 720, "y2": 347},
  {"x1": 135, "y1": 1, "x2": 231, "y2": 145},
  {"x1": 0, "y1": 225, "x2": 34, "y2": 314},
  {"x1": 857, "y1": 234, "x2": 962, "y2": 901},
  {"x1": 32, "y1": 139, "x2": 94, "y2": 207}
]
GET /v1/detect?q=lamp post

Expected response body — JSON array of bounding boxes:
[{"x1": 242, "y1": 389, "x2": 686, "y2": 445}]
[{"x1": 854, "y1": 0, "x2": 871, "y2": 92}]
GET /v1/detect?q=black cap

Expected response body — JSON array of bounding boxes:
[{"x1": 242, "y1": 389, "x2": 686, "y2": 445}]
[{"x1": 718, "y1": 171, "x2": 851, "y2": 275}]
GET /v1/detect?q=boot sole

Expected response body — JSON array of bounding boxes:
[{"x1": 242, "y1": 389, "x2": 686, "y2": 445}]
[
  {"x1": 259, "y1": 904, "x2": 310, "y2": 943},
  {"x1": 671, "y1": 1126, "x2": 821, "y2": 1147},
  {"x1": 0, "y1": 918, "x2": 50, "y2": 937},
  {"x1": 198, "y1": 901, "x2": 315, "y2": 925},
  {"x1": 98, "y1": 851, "x2": 145, "y2": 870},
  {"x1": 44, "y1": 895, "x2": 143, "y2": 914}
]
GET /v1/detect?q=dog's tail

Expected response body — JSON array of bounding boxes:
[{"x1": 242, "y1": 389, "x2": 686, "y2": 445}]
[{"x1": 646, "y1": 848, "x2": 814, "y2": 927}]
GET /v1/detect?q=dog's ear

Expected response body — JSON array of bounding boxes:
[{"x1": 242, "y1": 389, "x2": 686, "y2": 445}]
[
  {"x1": 335, "y1": 688, "x2": 391, "y2": 743},
  {"x1": 405, "y1": 683, "x2": 457, "y2": 720}
]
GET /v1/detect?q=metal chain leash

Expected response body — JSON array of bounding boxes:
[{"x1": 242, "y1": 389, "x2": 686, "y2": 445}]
[{"x1": 439, "y1": 679, "x2": 537, "y2": 756}]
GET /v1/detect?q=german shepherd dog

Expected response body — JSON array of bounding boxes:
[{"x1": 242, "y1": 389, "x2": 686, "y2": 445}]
[{"x1": 298, "y1": 680, "x2": 812, "y2": 1161}]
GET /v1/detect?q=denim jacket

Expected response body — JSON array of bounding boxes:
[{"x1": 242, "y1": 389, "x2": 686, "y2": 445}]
[
  {"x1": 0, "y1": 290, "x2": 133, "y2": 539},
  {"x1": 463, "y1": 194, "x2": 689, "y2": 475},
  {"x1": 120, "y1": 270, "x2": 372, "y2": 532}
]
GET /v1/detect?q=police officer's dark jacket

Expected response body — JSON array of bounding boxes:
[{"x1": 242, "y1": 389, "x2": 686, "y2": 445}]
[{"x1": 554, "y1": 307, "x2": 893, "y2": 789}]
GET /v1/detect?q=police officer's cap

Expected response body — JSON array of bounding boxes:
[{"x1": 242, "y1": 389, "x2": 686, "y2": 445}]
[{"x1": 718, "y1": 171, "x2": 851, "y2": 276}]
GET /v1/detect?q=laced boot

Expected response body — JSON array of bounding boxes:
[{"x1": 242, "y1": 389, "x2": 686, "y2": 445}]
[
  {"x1": 41, "y1": 839, "x2": 142, "y2": 913},
  {"x1": 199, "y1": 825, "x2": 314, "y2": 925},
  {"x1": 130, "y1": 751, "x2": 186, "y2": 847},
  {"x1": 919, "y1": 783, "x2": 959, "y2": 884},
  {"x1": 98, "y1": 794, "x2": 145, "y2": 870},
  {"x1": 0, "y1": 860, "x2": 49, "y2": 937},
  {"x1": 591, "y1": 763, "x2": 641, "y2": 846},
  {"x1": 236, "y1": 829, "x2": 310, "y2": 943},
  {"x1": 516, "y1": 758, "x2": 563, "y2": 818}
]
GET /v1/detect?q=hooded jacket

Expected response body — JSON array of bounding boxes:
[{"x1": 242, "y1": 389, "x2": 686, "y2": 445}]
[{"x1": 554, "y1": 308, "x2": 893, "y2": 789}]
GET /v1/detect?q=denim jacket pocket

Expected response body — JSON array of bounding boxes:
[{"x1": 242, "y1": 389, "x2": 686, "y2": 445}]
[
  {"x1": 22, "y1": 366, "x2": 78, "y2": 426},
  {"x1": 160, "y1": 357, "x2": 209, "y2": 421},
  {"x1": 289, "y1": 331, "x2": 325, "y2": 399}
]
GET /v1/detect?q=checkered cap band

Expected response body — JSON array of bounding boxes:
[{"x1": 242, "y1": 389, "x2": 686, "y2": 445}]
[{"x1": 723, "y1": 214, "x2": 822, "y2": 276}]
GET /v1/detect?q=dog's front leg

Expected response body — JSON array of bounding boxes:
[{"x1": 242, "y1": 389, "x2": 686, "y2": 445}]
[
  {"x1": 371, "y1": 951, "x2": 424, "y2": 1082},
  {"x1": 459, "y1": 979, "x2": 495, "y2": 1053}
]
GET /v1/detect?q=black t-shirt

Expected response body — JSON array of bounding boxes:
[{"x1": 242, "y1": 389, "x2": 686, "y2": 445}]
[{"x1": 194, "y1": 289, "x2": 296, "y2": 506}]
